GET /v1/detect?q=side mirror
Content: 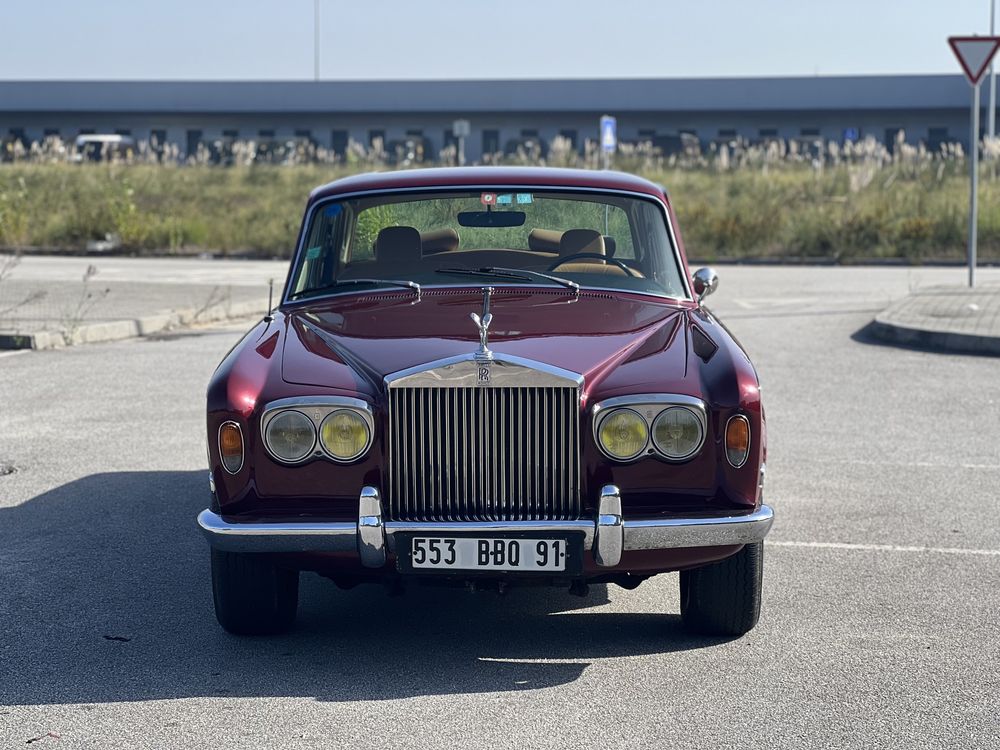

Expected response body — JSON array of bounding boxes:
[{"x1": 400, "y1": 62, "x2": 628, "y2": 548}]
[{"x1": 692, "y1": 267, "x2": 719, "y2": 303}]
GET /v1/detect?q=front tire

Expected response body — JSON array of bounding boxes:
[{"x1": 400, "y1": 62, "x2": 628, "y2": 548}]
[
  {"x1": 211, "y1": 549, "x2": 299, "y2": 635},
  {"x1": 679, "y1": 541, "x2": 762, "y2": 636}
]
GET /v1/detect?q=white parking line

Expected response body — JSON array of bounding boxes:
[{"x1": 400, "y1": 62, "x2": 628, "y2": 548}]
[
  {"x1": 0, "y1": 349, "x2": 31, "y2": 359},
  {"x1": 731, "y1": 297, "x2": 814, "y2": 310},
  {"x1": 767, "y1": 540, "x2": 1000, "y2": 556},
  {"x1": 806, "y1": 458, "x2": 1000, "y2": 471}
]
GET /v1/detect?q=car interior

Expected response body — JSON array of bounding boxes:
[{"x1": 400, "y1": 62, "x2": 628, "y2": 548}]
[
  {"x1": 288, "y1": 190, "x2": 691, "y2": 300},
  {"x1": 337, "y1": 226, "x2": 644, "y2": 280}
]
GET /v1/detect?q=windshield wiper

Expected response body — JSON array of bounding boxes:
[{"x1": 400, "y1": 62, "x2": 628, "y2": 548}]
[
  {"x1": 289, "y1": 278, "x2": 421, "y2": 301},
  {"x1": 436, "y1": 266, "x2": 580, "y2": 294}
]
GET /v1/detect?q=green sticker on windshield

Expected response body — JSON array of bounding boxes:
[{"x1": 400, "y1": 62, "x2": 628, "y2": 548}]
[
  {"x1": 305, "y1": 245, "x2": 322, "y2": 260},
  {"x1": 516, "y1": 193, "x2": 533, "y2": 204}
]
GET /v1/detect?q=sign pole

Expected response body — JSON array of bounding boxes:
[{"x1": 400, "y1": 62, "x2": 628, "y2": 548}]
[
  {"x1": 991, "y1": 1, "x2": 997, "y2": 142},
  {"x1": 314, "y1": 0, "x2": 320, "y2": 82},
  {"x1": 969, "y1": 81, "x2": 981, "y2": 288},
  {"x1": 599, "y1": 115, "x2": 617, "y2": 170},
  {"x1": 949, "y1": 34, "x2": 1000, "y2": 287},
  {"x1": 452, "y1": 120, "x2": 471, "y2": 166}
]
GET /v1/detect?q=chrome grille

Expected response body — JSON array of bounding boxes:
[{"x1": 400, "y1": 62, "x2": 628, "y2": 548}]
[{"x1": 388, "y1": 386, "x2": 581, "y2": 521}]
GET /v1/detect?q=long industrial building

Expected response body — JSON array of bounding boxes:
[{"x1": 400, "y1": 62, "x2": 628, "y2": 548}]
[{"x1": 0, "y1": 75, "x2": 993, "y2": 161}]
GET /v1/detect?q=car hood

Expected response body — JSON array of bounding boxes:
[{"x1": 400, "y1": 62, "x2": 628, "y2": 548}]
[{"x1": 279, "y1": 288, "x2": 704, "y2": 401}]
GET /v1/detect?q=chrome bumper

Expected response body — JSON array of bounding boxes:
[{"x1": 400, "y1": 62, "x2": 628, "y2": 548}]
[{"x1": 197, "y1": 485, "x2": 774, "y2": 568}]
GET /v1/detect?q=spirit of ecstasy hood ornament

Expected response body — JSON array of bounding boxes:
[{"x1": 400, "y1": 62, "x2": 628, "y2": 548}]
[{"x1": 470, "y1": 286, "x2": 494, "y2": 360}]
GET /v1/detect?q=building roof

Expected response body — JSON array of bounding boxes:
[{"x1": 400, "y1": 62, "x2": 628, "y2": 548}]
[
  {"x1": 0, "y1": 75, "x2": 973, "y2": 114},
  {"x1": 308, "y1": 167, "x2": 665, "y2": 202}
]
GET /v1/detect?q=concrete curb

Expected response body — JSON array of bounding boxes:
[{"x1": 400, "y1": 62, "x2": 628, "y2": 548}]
[
  {"x1": 869, "y1": 314, "x2": 1000, "y2": 357},
  {"x1": 0, "y1": 299, "x2": 266, "y2": 351}
]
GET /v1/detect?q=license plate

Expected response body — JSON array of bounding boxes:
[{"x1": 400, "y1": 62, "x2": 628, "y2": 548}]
[{"x1": 408, "y1": 537, "x2": 568, "y2": 572}]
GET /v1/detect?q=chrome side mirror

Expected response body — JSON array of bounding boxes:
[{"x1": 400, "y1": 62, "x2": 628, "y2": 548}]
[{"x1": 692, "y1": 267, "x2": 719, "y2": 304}]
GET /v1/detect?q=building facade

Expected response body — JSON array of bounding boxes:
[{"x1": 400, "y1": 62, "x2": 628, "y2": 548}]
[{"x1": 0, "y1": 75, "x2": 991, "y2": 161}]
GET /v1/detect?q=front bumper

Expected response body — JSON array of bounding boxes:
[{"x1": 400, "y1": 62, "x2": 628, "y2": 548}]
[{"x1": 198, "y1": 485, "x2": 773, "y2": 569}]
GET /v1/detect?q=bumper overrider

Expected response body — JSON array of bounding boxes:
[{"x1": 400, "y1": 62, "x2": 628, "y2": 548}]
[{"x1": 197, "y1": 485, "x2": 774, "y2": 569}]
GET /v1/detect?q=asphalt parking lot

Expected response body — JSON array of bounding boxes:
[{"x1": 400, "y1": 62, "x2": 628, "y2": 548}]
[{"x1": 1, "y1": 265, "x2": 998, "y2": 748}]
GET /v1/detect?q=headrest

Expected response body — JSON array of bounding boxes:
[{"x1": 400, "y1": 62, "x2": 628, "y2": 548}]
[
  {"x1": 559, "y1": 228, "x2": 606, "y2": 257},
  {"x1": 374, "y1": 226, "x2": 422, "y2": 263},
  {"x1": 603, "y1": 236, "x2": 617, "y2": 257},
  {"x1": 528, "y1": 228, "x2": 564, "y2": 253},
  {"x1": 420, "y1": 228, "x2": 460, "y2": 254}
]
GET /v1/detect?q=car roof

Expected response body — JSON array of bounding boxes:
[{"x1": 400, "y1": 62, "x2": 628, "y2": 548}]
[{"x1": 308, "y1": 167, "x2": 667, "y2": 204}]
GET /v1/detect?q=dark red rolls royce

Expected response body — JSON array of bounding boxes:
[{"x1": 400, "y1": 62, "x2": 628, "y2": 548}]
[{"x1": 199, "y1": 167, "x2": 772, "y2": 636}]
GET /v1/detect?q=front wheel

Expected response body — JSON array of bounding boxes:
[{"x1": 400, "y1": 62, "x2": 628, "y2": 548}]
[
  {"x1": 679, "y1": 542, "x2": 763, "y2": 636},
  {"x1": 211, "y1": 549, "x2": 299, "y2": 635}
]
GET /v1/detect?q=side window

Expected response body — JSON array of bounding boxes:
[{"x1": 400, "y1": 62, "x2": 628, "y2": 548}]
[
  {"x1": 353, "y1": 204, "x2": 404, "y2": 260},
  {"x1": 293, "y1": 204, "x2": 347, "y2": 294}
]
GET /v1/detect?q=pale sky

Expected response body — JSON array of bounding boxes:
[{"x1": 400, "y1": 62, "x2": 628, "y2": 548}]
[{"x1": 0, "y1": 0, "x2": 994, "y2": 80}]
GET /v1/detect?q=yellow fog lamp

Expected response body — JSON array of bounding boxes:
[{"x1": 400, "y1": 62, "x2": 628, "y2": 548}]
[
  {"x1": 320, "y1": 409, "x2": 371, "y2": 461},
  {"x1": 597, "y1": 408, "x2": 649, "y2": 460}
]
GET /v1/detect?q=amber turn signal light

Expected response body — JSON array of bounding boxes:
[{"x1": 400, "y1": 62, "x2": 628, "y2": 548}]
[
  {"x1": 219, "y1": 421, "x2": 244, "y2": 474},
  {"x1": 725, "y1": 415, "x2": 750, "y2": 468}
]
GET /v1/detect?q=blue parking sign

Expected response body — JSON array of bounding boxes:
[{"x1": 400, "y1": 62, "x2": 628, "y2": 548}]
[{"x1": 600, "y1": 115, "x2": 617, "y2": 153}]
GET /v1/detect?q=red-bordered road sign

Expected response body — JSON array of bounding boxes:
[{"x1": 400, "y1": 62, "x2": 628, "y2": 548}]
[{"x1": 948, "y1": 36, "x2": 1000, "y2": 85}]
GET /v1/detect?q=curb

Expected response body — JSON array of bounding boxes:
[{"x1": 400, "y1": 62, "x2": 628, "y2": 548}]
[
  {"x1": 0, "y1": 299, "x2": 266, "y2": 351},
  {"x1": 869, "y1": 314, "x2": 1000, "y2": 357}
]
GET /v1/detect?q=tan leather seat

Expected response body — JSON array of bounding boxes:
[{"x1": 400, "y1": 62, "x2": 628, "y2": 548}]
[
  {"x1": 420, "y1": 228, "x2": 460, "y2": 254},
  {"x1": 374, "y1": 226, "x2": 422, "y2": 265},
  {"x1": 528, "y1": 228, "x2": 564, "y2": 253},
  {"x1": 556, "y1": 228, "x2": 640, "y2": 277},
  {"x1": 559, "y1": 228, "x2": 606, "y2": 261}
]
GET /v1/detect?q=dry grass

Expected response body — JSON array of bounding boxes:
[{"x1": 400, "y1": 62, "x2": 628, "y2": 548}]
[{"x1": 1, "y1": 133, "x2": 999, "y2": 262}]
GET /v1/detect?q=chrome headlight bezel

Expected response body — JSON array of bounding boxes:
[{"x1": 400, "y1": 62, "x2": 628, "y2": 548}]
[
  {"x1": 261, "y1": 396, "x2": 374, "y2": 465},
  {"x1": 592, "y1": 394, "x2": 708, "y2": 463}
]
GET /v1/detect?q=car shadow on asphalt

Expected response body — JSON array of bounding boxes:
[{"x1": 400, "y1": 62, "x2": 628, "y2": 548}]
[{"x1": 0, "y1": 471, "x2": 728, "y2": 706}]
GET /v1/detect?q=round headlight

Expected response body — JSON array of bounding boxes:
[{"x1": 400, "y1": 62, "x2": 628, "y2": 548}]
[
  {"x1": 597, "y1": 408, "x2": 648, "y2": 460},
  {"x1": 320, "y1": 409, "x2": 370, "y2": 461},
  {"x1": 265, "y1": 410, "x2": 316, "y2": 463},
  {"x1": 651, "y1": 406, "x2": 704, "y2": 460}
]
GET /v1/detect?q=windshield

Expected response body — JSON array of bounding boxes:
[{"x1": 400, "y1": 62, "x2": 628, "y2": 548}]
[{"x1": 287, "y1": 190, "x2": 688, "y2": 301}]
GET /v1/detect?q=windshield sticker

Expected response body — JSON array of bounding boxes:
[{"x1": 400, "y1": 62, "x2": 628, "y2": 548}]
[
  {"x1": 496, "y1": 193, "x2": 513, "y2": 205},
  {"x1": 516, "y1": 193, "x2": 533, "y2": 204},
  {"x1": 480, "y1": 192, "x2": 497, "y2": 206},
  {"x1": 305, "y1": 245, "x2": 323, "y2": 260},
  {"x1": 323, "y1": 204, "x2": 343, "y2": 217}
]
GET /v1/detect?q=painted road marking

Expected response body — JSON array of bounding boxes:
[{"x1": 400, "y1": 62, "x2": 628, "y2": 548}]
[
  {"x1": 788, "y1": 458, "x2": 1000, "y2": 471},
  {"x1": 767, "y1": 540, "x2": 1000, "y2": 556}
]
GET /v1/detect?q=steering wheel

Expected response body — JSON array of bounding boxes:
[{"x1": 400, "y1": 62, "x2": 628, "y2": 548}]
[{"x1": 546, "y1": 253, "x2": 637, "y2": 277}]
